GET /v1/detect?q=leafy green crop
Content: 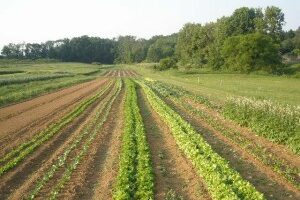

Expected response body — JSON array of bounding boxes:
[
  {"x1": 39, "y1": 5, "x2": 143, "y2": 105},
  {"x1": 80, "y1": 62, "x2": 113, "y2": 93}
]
[
  {"x1": 114, "y1": 79, "x2": 153, "y2": 200},
  {"x1": 223, "y1": 97, "x2": 300, "y2": 154},
  {"x1": 138, "y1": 80, "x2": 265, "y2": 200}
]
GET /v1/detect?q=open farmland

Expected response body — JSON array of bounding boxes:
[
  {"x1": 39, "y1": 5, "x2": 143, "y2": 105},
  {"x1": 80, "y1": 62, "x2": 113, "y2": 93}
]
[
  {"x1": 0, "y1": 62, "x2": 107, "y2": 107},
  {"x1": 0, "y1": 66, "x2": 299, "y2": 200}
]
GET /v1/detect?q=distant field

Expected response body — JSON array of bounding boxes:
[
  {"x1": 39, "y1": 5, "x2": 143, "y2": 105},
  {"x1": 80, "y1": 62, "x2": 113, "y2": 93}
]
[
  {"x1": 0, "y1": 62, "x2": 109, "y2": 107},
  {"x1": 126, "y1": 64, "x2": 300, "y2": 106}
]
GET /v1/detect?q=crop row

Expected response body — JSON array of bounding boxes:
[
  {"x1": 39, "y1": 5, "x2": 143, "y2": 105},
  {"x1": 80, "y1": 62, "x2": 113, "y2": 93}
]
[
  {"x1": 146, "y1": 80, "x2": 300, "y2": 188},
  {"x1": 48, "y1": 79, "x2": 122, "y2": 199},
  {"x1": 0, "y1": 80, "x2": 114, "y2": 176},
  {"x1": 144, "y1": 79, "x2": 217, "y2": 109},
  {"x1": 28, "y1": 79, "x2": 122, "y2": 199},
  {"x1": 139, "y1": 80, "x2": 264, "y2": 200},
  {"x1": 0, "y1": 73, "x2": 73, "y2": 86},
  {"x1": 0, "y1": 75, "x2": 95, "y2": 108},
  {"x1": 113, "y1": 79, "x2": 153, "y2": 200},
  {"x1": 223, "y1": 97, "x2": 300, "y2": 154},
  {"x1": 149, "y1": 80, "x2": 300, "y2": 154}
]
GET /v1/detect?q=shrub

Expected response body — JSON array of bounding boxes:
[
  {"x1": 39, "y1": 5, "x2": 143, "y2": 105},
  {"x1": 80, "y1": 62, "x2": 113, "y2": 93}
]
[{"x1": 156, "y1": 57, "x2": 177, "y2": 71}]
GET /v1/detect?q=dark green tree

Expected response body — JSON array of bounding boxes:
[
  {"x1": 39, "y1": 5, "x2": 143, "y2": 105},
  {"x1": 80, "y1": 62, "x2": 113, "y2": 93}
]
[{"x1": 222, "y1": 33, "x2": 282, "y2": 73}]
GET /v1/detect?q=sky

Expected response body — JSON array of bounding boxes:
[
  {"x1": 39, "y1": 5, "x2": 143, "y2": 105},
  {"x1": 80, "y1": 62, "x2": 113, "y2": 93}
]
[{"x1": 0, "y1": 0, "x2": 299, "y2": 49}]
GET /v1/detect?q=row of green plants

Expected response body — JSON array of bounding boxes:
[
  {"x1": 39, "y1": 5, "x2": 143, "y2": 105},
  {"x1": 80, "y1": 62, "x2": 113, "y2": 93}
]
[
  {"x1": 144, "y1": 80, "x2": 300, "y2": 154},
  {"x1": 143, "y1": 79, "x2": 217, "y2": 109},
  {"x1": 48, "y1": 79, "x2": 122, "y2": 200},
  {"x1": 139, "y1": 80, "x2": 265, "y2": 200},
  {"x1": 0, "y1": 73, "x2": 73, "y2": 86},
  {"x1": 223, "y1": 97, "x2": 300, "y2": 154},
  {"x1": 146, "y1": 80, "x2": 300, "y2": 189},
  {"x1": 113, "y1": 79, "x2": 153, "y2": 200},
  {"x1": 0, "y1": 76, "x2": 95, "y2": 107},
  {"x1": 0, "y1": 80, "x2": 113, "y2": 176},
  {"x1": 28, "y1": 79, "x2": 121, "y2": 199},
  {"x1": 0, "y1": 70, "x2": 24, "y2": 75}
]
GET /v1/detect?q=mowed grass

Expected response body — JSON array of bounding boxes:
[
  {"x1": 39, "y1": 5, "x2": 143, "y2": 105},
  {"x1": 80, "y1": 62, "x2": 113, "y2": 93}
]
[
  {"x1": 0, "y1": 62, "x2": 112, "y2": 107},
  {"x1": 125, "y1": 64, "x2": 300, "y2": 106}
]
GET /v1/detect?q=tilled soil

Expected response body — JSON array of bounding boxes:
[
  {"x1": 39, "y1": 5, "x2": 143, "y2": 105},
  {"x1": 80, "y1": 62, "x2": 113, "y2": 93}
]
[
  {"x1": 137, "y1": 88, "x2": 211, "y2": 200},
  {"x1": 0, "y1": 81, "x2": 114, "y2": 200},
  {"x1": 0, "y1": 79, "x2": 108, "y2": 156}
]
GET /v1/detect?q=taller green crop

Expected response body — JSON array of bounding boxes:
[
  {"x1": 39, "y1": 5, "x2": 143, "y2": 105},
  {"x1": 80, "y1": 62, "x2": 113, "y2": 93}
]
[
  {"x1": 114, "y1": 79, "x2": 153, "y2": 200},
  {"x1": 138, "y1": 80, "x2": 265, "y2": 200}
]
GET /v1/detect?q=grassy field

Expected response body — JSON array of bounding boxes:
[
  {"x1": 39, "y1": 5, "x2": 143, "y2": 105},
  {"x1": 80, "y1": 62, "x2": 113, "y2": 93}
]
[
  {"x1": 0, "y1": 62, "x2": 110, "y2": 107},
  {"x1": 125, "y1": 63, "x2": 300, "y2": 106}
]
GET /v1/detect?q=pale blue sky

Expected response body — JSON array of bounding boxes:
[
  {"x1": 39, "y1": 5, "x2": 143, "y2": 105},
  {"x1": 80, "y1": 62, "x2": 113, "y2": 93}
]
[{"x1": 0, "y1": 0, "x2": 299, "y2": 49}]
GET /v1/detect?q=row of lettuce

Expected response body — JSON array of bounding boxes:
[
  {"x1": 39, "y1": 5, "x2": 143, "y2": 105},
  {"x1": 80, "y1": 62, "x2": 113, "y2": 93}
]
[
  {"x1": 137, "y1": 80, "x2": 264, "y2": 200},
  {"x1": 145, "y1": 80, "x2": 300, "y2": 189},
  {"x1": 27, "y1": 79, "x2": 122, "y2": 199},
  {"x1": 113, "y1": 79, "x2": 154, "y2": 199},
  {"x1": 144, "y1": 79, "x2": 300, "y2": 155}
]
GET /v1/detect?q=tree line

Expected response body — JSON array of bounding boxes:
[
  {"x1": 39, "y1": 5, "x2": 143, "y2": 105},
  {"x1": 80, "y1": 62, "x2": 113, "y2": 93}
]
[{"x1": 1, "y1": 6, "x2": 300, "y2": 73}]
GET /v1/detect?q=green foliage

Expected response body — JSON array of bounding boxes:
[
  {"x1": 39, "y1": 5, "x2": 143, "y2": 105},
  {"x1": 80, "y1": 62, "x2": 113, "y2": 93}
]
[
  {"x1": 221, "y1": 33, "x2": 282, "y2": 73},
  {"x1": 146, "y1": 34, "x2": 177, "y2": 62},
  {"x1": 264, "y1": 6, "x2": 285, "y2": 41},
  {"x1": 0, "y1": 73, "x2": 73, "y2": 86},
  {"x1": 114, "y1": 79, "x2": 153, "y2": 200},
  {"x1": 223, "y1": 97, "x2": 300, "y2": 154},
  {"x1": 226, "y1": 7, "x2": 263, "y2": 35},
  {"x1": 139, "y1": 80, "x2": 265, "y2": 200},
  {"x1": 147, "y1": 79, "x2": 300, "y2": 189},
  {"x1": 115, "y1": 36, "x2": 149, "y2": 64},
  {"x1": 176, "y1": 23, "x2": 214, "y2": 67},
  {"x1": 1, "y1": 36, "x2": 116, "y2": 64},
  {"x1": 154, "y1": 57, "x2": 177, "y2": 71}
]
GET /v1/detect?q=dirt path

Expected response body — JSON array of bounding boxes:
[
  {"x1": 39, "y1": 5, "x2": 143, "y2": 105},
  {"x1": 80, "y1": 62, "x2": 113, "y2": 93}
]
[
  {"x1": 0, "y1": 79, "x2": 108, "y2": 156},
  {"x1": 1, "y1": 81, "x2": 115, "y2": 200},
  {"x1": 166, "y1": 98, "x2": 300, "y2": 200},
  {"x1": 137, "y1": 88, "x2": 211, "y2": 200}
]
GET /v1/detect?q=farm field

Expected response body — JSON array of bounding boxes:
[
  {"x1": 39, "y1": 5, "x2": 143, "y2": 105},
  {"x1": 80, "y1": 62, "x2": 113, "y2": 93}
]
[
  {"x1": 125, "y1": 64, "x2": 300, "y2": 106},
  {"x1": 0, "y1": 66, "x2": 299, "y2": 200},
  {"x1": 0, "y1": 62, "x2": 107, "y2": 107}
]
